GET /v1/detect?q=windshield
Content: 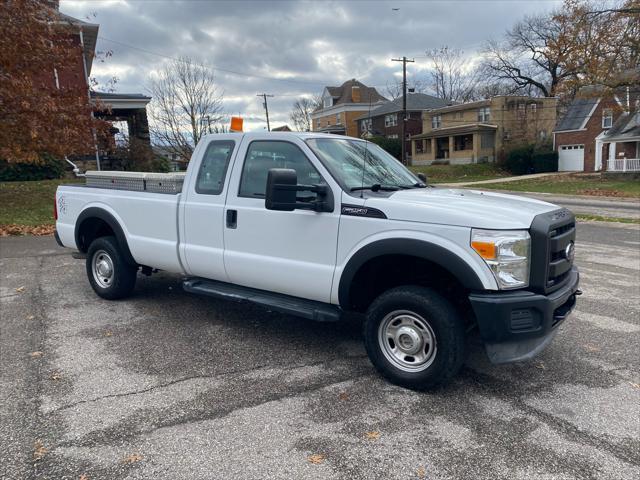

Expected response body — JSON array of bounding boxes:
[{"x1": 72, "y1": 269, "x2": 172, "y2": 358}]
[{"x1": 306, "y1": 137, "x2": 421, "y2": 191}]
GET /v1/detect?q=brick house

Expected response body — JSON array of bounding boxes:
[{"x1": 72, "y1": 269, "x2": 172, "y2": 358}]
[
  {"x1": 411, "y1": 96, "x2": 557, "y2": 165},
  {"x1": 355, "y1": 92, "x2": 450, "y2": 157},
  {"x1": 554, "y1": 87, "x2": 640, "y2": 172},
  {"x1": 45, "y1": 1, "x2": 151, "y2": 169},
  {"x1": 310, "y1": 79, "x2": 387, "y2": 137}
]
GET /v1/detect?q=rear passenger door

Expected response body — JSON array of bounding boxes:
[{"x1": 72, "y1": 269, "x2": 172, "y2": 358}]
[
  {"x1": 223, "y1": 137, "x2": 340, "y2": 303},
  {"x1": 182, "y1": 139, "x2": 237, "y2": 280}
]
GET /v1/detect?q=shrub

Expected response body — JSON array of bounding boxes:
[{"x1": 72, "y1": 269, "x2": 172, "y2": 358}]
[
  {"x1": 369, "y1": 136, "x2": 402, "y2": 160},
  {"x1": 502, "y1": 144, "x2": 534, "y2": 175},
  {"x1": 532, "y1": 150, "x2": 558, "y2": 173},
  {"x1": 0, "y1": 154, "x2": 66, "y2": 181}
]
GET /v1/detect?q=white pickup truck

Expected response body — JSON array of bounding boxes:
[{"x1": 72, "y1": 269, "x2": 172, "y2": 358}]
[{"x1": 55, "y1": 132, "x2": 580, "y2": 389}]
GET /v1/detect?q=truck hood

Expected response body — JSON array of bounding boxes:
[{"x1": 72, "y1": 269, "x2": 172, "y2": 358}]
[{"x1": 365, "y1": 187, "x2": 559, "y2": 230}]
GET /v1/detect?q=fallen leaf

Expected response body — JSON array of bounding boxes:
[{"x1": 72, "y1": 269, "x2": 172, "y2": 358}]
[
  {"x1": 364, "y1": 431, "x2": 380, "y2": 440},
  {"x1": 417, "y1": 465, "x2": 426, "y2": 478},
  {"x1": 50, "y1": 370, "x2": 62, "y2": 381},
  {"x1": 30, "y1": 351, "x2": 44, "y2": 358},
  {"x1": 26, "y1": 315, "x2": 35, "y2": 320},
  {"x1": 535, "y1": 362, "x2": 546, "y2": 370},
  {"x1": 104, "y1": 330, "x2": 113, "y2": 337},
  {"x1": 79, "y1": 475, "x2": 89, "y2": 480},
  {"x1": 33, "y1": 440, "x2": 47, "y2": 460},
  {"x1": 584, "y1": 344, "x2": 600, "y2": 352},
  {"x1": 0, "y1": 224, "x2": 55, "y2": 237},
  {"x1": 629, "y1": 382, "x2": 640, "y2": 390},
  {"x1": 15, "y1": 286, "x2": 25, "y2": 293},
  {"x1": 122, "y1": 452, "x2": 143, "y2": 464},
  {"x1": 308, "y1": 454, "x2": 325, "y2": 465},
  {"x1": 338, "y1": 392, "x2": 349, "y2": 401}
]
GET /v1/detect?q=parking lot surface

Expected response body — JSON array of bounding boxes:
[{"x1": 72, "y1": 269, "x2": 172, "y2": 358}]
[{"x1": 1, "y1": 221, "x2": 639, "y2": 480}]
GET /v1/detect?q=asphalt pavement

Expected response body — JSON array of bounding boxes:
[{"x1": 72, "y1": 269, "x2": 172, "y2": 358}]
[{"x1": 1, "y1": 221, "x2": 639, "y2": 480}]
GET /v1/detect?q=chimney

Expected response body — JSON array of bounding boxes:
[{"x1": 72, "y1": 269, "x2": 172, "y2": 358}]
[{"x1": 351, "y1": 85, "x2": 361, "y2": 103}]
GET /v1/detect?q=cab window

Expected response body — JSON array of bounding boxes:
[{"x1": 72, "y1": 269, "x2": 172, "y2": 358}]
[
  {"x1": 239, "y1": 141, "x2": 323, "y2": 200},
  {"x1": 195, "y1": 140, "x2": 235, "y2": 195}
]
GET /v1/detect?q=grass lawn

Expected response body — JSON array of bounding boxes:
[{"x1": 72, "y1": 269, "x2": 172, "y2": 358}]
[
  {"x1": 410, "y1": 163, "x2": 508, "y2": 184},
  {"x1": 0, "y1": 178, "x2": 83, "y2": 227},
  {"x1": 478, "y1": 174, "x2": 640, "y2": 198}
]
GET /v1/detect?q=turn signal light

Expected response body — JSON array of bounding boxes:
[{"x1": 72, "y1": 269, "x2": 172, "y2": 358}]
[{"x1": 471, "y1": 241, "x2": 496, "y2": 260}]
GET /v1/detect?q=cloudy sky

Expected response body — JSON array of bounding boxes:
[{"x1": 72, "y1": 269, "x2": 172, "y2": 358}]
[{"x1": 60, "y1": 0, "x2": 563, "y2": 132}]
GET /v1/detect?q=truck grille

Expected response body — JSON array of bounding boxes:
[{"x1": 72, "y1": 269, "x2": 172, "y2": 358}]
[{"x1": 530, "y1": 209, "x2": 576, "y2": 294}]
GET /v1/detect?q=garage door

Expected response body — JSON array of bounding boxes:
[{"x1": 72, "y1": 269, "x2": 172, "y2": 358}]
[{"x1": 558, "y1": 144, "x2": 584, "y2": 171}]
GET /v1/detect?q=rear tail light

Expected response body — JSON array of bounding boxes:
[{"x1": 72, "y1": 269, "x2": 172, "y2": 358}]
[{"x1": 54, "y1": 194, "x2": 58, "y2": 220}]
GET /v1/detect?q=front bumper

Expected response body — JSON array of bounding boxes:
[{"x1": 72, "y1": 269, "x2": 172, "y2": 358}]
[
  {"x1": 469, "y1": 267, "x2": 580, "y2": 364},
  {"x1": 54, "y1": 229, "x2": 64, "y2": 247}
]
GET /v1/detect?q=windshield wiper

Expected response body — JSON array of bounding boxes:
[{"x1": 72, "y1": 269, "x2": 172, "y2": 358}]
[
  {"x1": 350, "y1": 184, "x2": 399, "y2": 192},
  {"x1": 398, "y1": 182, "x2": 427, "y2": 189}
]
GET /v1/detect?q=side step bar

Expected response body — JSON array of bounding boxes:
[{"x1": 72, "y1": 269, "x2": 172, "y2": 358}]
[{"x1": 183, "y1": 278, "x2": 342, "y2": 322}]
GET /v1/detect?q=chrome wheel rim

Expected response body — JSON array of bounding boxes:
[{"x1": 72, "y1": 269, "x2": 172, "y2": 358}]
[
  {"x1": 92, "y1": 250, "x2": 114, "y2": 288},
  {"x1": 378, "y1": 310, "x2": 437, "y2": 372}
]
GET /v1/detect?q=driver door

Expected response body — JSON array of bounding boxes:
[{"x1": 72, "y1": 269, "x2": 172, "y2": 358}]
[{"x1": 223, "y1": 137, "x2": 340, "y2": 303}]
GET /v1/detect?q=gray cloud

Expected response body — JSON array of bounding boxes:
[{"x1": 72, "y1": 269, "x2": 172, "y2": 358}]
[{"x1": 61, "y1": 0, "x2": 561, "y2": 130}]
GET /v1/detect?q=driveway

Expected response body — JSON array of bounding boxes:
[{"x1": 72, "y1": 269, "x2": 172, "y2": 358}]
[{"x1": 1, "y1": 222, "x2": 639, "y2": 480}]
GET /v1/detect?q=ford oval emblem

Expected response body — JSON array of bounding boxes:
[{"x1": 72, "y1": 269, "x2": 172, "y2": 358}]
[{"x1": 565, "y1": 241, "x2": 575, "y2": 262}]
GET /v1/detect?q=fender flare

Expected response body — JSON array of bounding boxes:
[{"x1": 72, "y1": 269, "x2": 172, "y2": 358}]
[
  {"x1": 337, "y1": 238, "x2": 485, "y2": 309},
  {"x1": 75, "y1": 207, "x2": 136, "y2": 266}
]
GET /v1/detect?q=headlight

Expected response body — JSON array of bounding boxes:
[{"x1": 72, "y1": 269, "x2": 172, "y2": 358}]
[{"x1": 471, "y1": 229, "x2": 530, "y2": 290}]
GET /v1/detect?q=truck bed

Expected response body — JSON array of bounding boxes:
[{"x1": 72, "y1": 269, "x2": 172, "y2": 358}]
[{"x1": 56, "y1": 175, "x2": 184, "y2": 273}]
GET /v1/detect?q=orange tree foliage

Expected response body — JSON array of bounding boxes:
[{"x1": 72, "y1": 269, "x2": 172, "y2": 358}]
[{"x1": 0, "y1": 0, "x2": 109, "y2": 164}]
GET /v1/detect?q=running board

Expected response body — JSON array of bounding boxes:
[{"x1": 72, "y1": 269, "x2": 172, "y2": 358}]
[{"x1": 182, "y1": 278, "x2": 342, "y2": 322}]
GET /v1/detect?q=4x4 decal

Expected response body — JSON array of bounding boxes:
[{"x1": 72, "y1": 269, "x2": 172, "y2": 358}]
[{"x1": 341, "y1": 204, "x2": 386, "y2": 219}]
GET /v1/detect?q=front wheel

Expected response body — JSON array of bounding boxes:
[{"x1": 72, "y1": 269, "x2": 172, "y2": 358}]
[
  {"x1": 364, "y1": 286, "x2": 465, "y2": 390},
  {"x1": 86, "y1": 236, "x2": 137, "y2": 300}
]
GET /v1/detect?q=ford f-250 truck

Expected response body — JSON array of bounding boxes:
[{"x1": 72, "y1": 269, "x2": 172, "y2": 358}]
[{"x1": 55, "y1": 132, "x2": 580, "y2": 389}]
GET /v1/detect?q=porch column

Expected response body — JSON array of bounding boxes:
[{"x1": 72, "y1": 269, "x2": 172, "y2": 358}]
[
  {"x1": 411, "y1": 139, "x2": 417, "y2": 158},
  {"x1": 595, "y1": 138, "x2": 603, "y2": 171},
  {"x1": 448, "y1": 136, "x2": 454, "y2": 159},
  {"x1": 472, "y1": 133, "x2": 481, "y2": 163}
]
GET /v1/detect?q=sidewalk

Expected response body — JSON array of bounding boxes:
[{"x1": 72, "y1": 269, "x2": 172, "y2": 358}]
[{"x1": 438, "y1": 172, "x2": 573, "y2": 187}]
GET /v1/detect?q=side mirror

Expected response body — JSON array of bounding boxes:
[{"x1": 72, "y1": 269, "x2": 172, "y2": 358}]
[
  {"x1": 265, "y1": 168, "x2": 297, "y2": 211},
  {"x1": 265, "y1": 168, "x2": 334, "y2": 212},
  {"x1": 417, "y1": 172, "x2": 427, "y2": 183}
]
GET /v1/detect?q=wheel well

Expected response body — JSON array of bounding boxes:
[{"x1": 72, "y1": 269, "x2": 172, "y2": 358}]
[
  {"x1": 347, "y1": 254, "x2": 472, "y2": 317},
  {"x1": 77, "y1": 217, "x2": 115, "y2": 253}
]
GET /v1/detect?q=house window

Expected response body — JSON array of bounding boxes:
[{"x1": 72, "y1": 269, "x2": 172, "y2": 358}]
[
  {"x1": 530, "y1": 103, "x2": 538, "y2": 114},
  {"x1": 336, "y1": 113, "x2": 341, "y2": 124},
  {"x1": 323, "y1": 96, "x2": 333, "y2": 108},
  {"x1": 456, "y1": 111, "x2": 463, "y2": 119},
  {"x1": 431, "y1": 114, "x2": 442, "y2": 129},
  {"x1": 478, "y1": 107, "x2": 491, "y2": 122},
  {"x1": 602, "y1": 109, "x2": 613, "y2": 128},
  {"x1": 361, "y1": 118, "x2": 372, "y2": 132},
  {"x1": 454, "y1": 134, "x2": 473, "y2": 151},
  {"x1": 385, "y1": 113, "x2": 398, "y2": 127},
  {"x1": 416, "y1": 140, "x2": 424, "y2": 153},
  {"x1": 480, "y1": 132, "x2": 495, "y2": 149},
  {"x1": 387, "y1": 134, "x2": 398, "y2": 139}
]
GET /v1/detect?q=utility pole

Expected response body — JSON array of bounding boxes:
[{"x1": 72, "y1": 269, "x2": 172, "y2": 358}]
[
  {"x1": 391, "y1": 56, "x2": 414, "y2": 165},
  {"x1": 257, "y1": 93, "x2": 274, "y2": 131}
]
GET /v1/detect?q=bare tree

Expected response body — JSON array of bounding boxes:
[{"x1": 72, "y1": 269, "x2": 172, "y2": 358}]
[
  {"x1": 384, "y1": 78, "x2": 429, "y2": 100},
  {"x1": 426, "y1": 46, "x2": 479, "y2": 102},
  {"x1": 481, "y1": 0, "x2": 638, "y2": 99},
  {"x1": 290, "y1": 95, "x2": 320, "y2": 131},
  {"x1": 148, "y1": 57, "x2": 224, "y2": 161}
]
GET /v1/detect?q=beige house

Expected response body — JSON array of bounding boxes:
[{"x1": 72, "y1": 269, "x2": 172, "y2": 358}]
[{"x1": 411, "y1": 96, "x2": 558, "y2": 165}]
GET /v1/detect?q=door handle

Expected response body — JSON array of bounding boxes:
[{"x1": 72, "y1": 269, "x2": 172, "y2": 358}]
[{"x1": 226, "y1": 209, "x2": 237, "y2": 229}]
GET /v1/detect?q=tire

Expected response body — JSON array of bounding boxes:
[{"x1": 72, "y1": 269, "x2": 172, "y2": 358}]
[
  {"x1": 86, "y1": 236, "x2": 137, "y2": 300},
  {"x1": 364, "y1": 285, "x2": 465, "y2": 390}
]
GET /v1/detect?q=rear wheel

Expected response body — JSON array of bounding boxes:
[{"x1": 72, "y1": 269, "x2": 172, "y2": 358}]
[
  {"x1": 86, "y1": 236, "x2": 137, "y2": 300},
  {"x1": 364, "y1": 286, "x2": 465, "y2": 390}
]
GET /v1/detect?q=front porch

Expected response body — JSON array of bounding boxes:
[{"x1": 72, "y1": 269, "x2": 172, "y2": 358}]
[
  {"x1": 599, "y1": 139, "x2": 640, "y2": 172},
  {"x1": 411, "y1": 124, "x2": 496, "y2": 166}
]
